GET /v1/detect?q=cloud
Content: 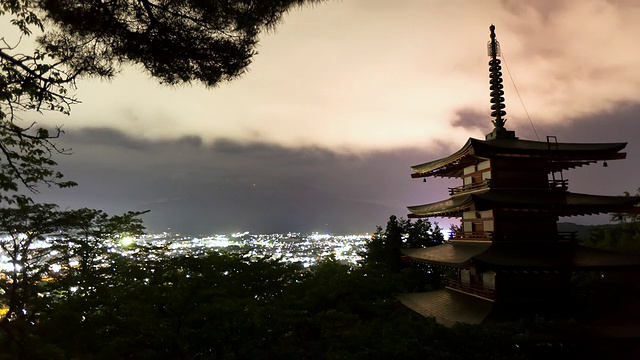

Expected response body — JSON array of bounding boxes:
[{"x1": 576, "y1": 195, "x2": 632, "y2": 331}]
[
  {"x1": 63, "y1": 127, "x2": 152, "y2": 150},
  {"x1": 32, "y1": 99, "x2": 640, "y2": 235},
  {"x1": 15, "y1": 0, "x2": 635, "y2": 155},
  {"x1": 35, "y1": 129, "x2": 445, "y2": 234},
  {"x1": 496, "y1": 0, "x2": 640, "y2": 125},
  {"x1": 451, "y1": 109, "x2": 487, "y2": 132}
]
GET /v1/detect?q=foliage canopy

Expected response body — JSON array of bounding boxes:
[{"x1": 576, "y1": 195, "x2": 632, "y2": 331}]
[
  {"x1": 37, "y1": 0, "x2": 326, "y2": 87},
  {"x1": 362, "y1": 215, "x2": 444, "y2": 271}
]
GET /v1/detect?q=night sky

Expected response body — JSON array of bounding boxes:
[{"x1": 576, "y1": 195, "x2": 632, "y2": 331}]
[{"x1": 14, "y1": 0, "x2": 640, "y2": 235}]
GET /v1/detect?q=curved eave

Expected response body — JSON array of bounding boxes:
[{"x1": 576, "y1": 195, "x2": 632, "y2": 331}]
[
  {"x1": 471, "y1": 138, "x2": 628, "y2": 160},
  {"x1": 410, "y1": 138, "x2": 627, "y2": 179},
  {"x1": 408, "y1": 195, "x2": 474, "y2": 218},
  {"x1": 410, "y1": 139, "x2": 476, "y2": 178},
  {"x1": 547, "y1": 160, "x2": 597, "y2": 172}
]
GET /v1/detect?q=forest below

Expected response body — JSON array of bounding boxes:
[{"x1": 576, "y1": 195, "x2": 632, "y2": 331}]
[{"x1": 2, "y1": 214, "x2": 640, "y2": 359}]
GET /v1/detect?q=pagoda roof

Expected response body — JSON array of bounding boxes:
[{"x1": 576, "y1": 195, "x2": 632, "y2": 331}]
[
  {"x1": 401, "y1": 243, "x2": 490, "y2": 267},
  {"x1": 411, "y1": 138, "x2": 627, "y2": 178},
  {"x1": 474, "y1": 242, "x2": 640, "y2": 271},
  {"x1": 397, "y1": 290, "x2": 492, "y2": 326},
  {"x1": 402, "y1": 242, "x2": 640, "y2": 270},
  {"x1": 411, "y1": 139, "x2": 476, "y2": 178},
  {"x1": 408, "y1": 190, "x2": 640, "y2": 218},
  {"x1": 407, "y1": 194, "x2": 475, "y2": 218}
]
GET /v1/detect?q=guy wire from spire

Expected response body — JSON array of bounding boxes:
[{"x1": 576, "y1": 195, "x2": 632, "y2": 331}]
[{"x1": 499, "y1": 44, "x2": 541, "y2": 141}]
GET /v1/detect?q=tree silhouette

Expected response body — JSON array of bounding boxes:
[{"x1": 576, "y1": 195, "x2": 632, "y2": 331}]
[
  {"x1": 0, "y1": 203, "x2": 146, "y2": 358},
  {"x1": 362, "y1": 215, "x2": 444, "y2": 272},
  {"x1": 36, "y1": 0, "x2": 327, "y2": 87}
]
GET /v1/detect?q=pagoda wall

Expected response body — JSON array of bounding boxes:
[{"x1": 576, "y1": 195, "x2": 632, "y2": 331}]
[
  {"x1": 489, "y1": 158, "x2": 548, "y2": 189},
  {"x1": 455, "y1": 157, "x2": 571, "y2": 242},
  {"x1": 493, "y1": 271, "x2": 572, "y2": 302},
  {"x1": 492, "y1": 211, "x2": 558, "y2": 242},
  {"x1": 460, "y1": 161, "x2": 493, "y2": 239},
  {"x1": 488, "y1": 157, "x2": 561, "y2": 241},
  {"x1": 463, "y1": 160, "x2": 491, "y2": 186},
  {"x1": 462, "y1": 209, "x2": 493, "y2": 235}
]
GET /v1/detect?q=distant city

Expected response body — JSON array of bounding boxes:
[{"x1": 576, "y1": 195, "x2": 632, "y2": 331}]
[
  {"x1": 1, "y1": 224, "x2": 593, "y2": 273},
  {"x1": 137, "y1": 231, "x2": 373, "y2": 267}
]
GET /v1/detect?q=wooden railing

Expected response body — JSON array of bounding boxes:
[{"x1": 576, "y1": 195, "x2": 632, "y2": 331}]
[
  {"x1": 444, "y1": 278, "x2": 495, "y2": 300},
  {"x1": 448, "y1": 179, "x2": 491, "y2": 196},
  {"x1": 449, "y1": 179, "x2": 568, "y2": 195},
  {"x1": 548, "y1": 179, "x2": 568, "y2": 189},
  {"x1": 449, "y1": 231, "x2": 577, "y2": 242},
  {"x1": 448, "y1": 231, "x2": 493, "y2": 241},
  {"x1": 557, "y1": 231, "x2": 578, "y2": 242}
]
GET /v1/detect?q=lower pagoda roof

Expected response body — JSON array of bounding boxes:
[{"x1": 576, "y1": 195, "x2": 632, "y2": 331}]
[
  {"x1": 407, "y1": 190, "x2": 640, "y2": 218},
  {"x1": 402, "y1": 242, "x2": 640, "y2": 271},
  {"x1": 401, "y1": 243, "x2": 491, "y2": 267},
  {"x1": 407, "y1": 194, "x2": 474, "y2": 218},
  {"x1": 397, "y1": 290, "x2": 492, "y2": 327},
  {"x1": 474, "y1": 242, "x2": 640, "y2": 271}
]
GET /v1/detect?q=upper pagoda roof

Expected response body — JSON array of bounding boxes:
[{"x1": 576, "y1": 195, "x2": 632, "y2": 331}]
[
  {"x1": 411, "y1": 137, "x2": 627, "y2": 178},
  {"x1": 407, "y1": 190, "x2": 640, "y2": 218}
]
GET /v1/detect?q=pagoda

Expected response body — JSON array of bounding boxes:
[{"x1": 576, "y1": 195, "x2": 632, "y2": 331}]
[{"x1": 397, "y1": 25, "x2": 640, "y2": 326}]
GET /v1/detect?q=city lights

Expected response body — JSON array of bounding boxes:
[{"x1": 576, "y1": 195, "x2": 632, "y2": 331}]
[{"x1": 136, "y1": 231, "x2": 371, "y2": 266}]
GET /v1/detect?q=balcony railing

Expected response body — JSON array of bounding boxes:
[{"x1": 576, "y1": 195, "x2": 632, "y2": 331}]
[
  {"x1": 449, "y1": 231, "x2": 577, "y2": 242},
  {"x1": 444, "y1": 278, "x2": 495, "y2": 300},
  {"x1": 448, "y1": 179, "x2": 491, "y2": 196},
  {"x1": 557, "y1": 231, "x2": 578, "y2": 242},
  {"x1": 548, "y1": 179, "x2": 568, "y2": 190},
  {"x1": 448, "y1": 231, "x2": 493, "y2": 241}
]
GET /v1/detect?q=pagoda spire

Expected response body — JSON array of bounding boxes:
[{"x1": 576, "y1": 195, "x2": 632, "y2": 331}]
[{"x1": 486, "y1": 25, "x2": 516, "y2": 140}]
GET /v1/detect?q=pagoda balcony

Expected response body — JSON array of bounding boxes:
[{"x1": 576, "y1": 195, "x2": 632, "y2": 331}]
[
  {"x1": 449, "y1": 231, "x2": 577, "y2": 242},
  {"x1": 556, "y1": 231, "x2": 578, "y2": 242},
  {"x1": 448, "y1": 179, "x2": 491, "y2": 196},
  {"x1": 449, "y1": 231, "x2": 493, "y2": 242},
  {"x1": 488, "y1": 231, "x2": 579, "y2": 242},
  {"x1": 444, "y1": 278, "x2": 495, "y2": 300},
  {"x1": 548, "y1": 179, "x2": 568, "y2": 190}
]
